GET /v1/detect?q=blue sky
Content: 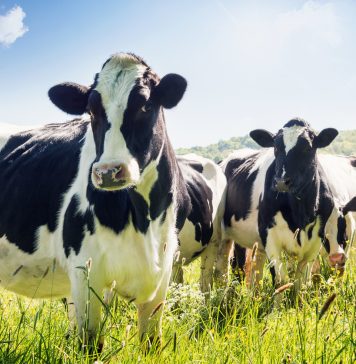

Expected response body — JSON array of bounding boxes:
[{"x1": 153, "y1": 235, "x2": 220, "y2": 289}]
[{"x1": 0, "y1": 0, "x2": 355, "y2": 148}]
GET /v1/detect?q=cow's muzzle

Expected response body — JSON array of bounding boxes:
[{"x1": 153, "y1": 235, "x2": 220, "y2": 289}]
[
  {"x1": 329, "y1": 252, "x2": 346, "y2": 274},
  {"x1": 274, "y1": 177, "x2": 291, "y2": 193},
  {"x1": 92, "y1": 163, "x2": 135, "y2": 191}
]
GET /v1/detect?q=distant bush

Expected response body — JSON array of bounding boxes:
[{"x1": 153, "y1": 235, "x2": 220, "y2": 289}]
[{"x1": 177, "y1": 129, "x2": 356, "y2": 162}]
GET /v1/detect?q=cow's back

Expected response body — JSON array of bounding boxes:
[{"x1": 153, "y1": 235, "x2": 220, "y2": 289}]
[
  {"x1": 0, "y1": 119, "x2": 89, "y2": 254},
  {"x1": 317, "y1": 154, "x2": 356, "y2": 206}
]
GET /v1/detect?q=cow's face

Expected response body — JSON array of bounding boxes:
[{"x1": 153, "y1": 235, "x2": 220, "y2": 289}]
[
  {"x1": 250, "y1": 119, "x2": 338, "y2": 195},
  {"x1": 48, "y1": 53, "x2": 187, "y2": 191}
]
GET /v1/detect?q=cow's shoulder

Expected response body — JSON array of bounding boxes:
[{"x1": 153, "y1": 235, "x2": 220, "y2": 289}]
[{"x1": 223, "y1": 149, "x2": 271, "y2": 225}]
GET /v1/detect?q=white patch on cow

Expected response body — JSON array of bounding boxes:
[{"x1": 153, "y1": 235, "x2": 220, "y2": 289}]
[
  {"x1": 264, "y1": 212, "x2": 322, "y2": 283},
  {"x1": 0, "y1": 226, "x2": 70, "y2": 298},
  {"x1": 282, "y1": 125, "x2": 307, "y2": 154},
  {"x1": 281, "y1": 166, "x2": 286, "y2": 178},
  {"x1": 94, "y1": 55, "x2": 147, "y2": 183},
  {"x1": 64, "y1": 204, "x2": 178, "y2": 304},
  {"x1": 135, "y1": 141, "x2": 165, "y2": 204},
  {"x1": 318, "y1": 154, "x2": 356, "y2": 206}
]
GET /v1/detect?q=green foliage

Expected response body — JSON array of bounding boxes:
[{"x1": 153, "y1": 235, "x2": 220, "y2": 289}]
[
  {"x1": 177, "y1": 130, "x2": 356, "y2": 162},
  {"x1": 0, "y1": 249, "x2": 355, "y2": 363}
]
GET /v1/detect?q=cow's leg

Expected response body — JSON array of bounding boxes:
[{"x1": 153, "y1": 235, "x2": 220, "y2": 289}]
[
  {"x1": 63, "y1": 296, "x2": 77, "y2": 338},
  {"x1": 294, "y1": 260, "x2": 312, "y2": 295},
  {"x1": 171, "y1": 263, "x2": 184, "y2": 285},
  {"x1": 264, "y1": 243, "x2": 288, "y2": 287},
  {"x1": 231, "y1": 243, "x2": 247, "y2": 280},
  {"x1": 200, "y1": 240, "x2": 219, "y2": 294},
  {"x1": 214, "y1": 239, "x2": 234, "y2": 287},
  {"x1": 245, "y1": 247, "x2": 267, "y2": 290},
  {"x1": 69, "y1": 267, "x2": 104, "y2": 352},
  {"x1": 137, "y1": 269, "x2": 171, "y2": 352}
]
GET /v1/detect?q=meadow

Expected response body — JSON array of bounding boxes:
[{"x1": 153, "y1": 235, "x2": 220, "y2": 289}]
[{"x1": 0, "y1": 246, "x2": 354, "y2": 363}]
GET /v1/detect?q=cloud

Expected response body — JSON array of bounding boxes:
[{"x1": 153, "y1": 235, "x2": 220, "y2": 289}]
[{"x1": 0, "y1": 6, "x2": 28, "y2": 46}]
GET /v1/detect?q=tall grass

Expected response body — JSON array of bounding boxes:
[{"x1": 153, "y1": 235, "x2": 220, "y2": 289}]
[{"x1": 0, "y1": 248, "x2": 355, "y2": 363}]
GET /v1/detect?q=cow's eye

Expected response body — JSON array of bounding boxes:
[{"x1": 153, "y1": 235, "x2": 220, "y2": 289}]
[{"x1": 141, "y1": 102, "x2": 153, "y2": 113}]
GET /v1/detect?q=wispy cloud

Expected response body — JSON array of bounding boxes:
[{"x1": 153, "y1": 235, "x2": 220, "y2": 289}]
[{"x1": 0, "y1": 6, "x2": 28, "y2": 46}]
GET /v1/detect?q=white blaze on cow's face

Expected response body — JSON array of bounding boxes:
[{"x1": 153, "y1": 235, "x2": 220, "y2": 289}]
[
  {"x1": 90, "y1": 55, "x2": 147, "y2": 190},
  {"x1": 282, "y1": 125, "x2": 309, "y2": 154}
]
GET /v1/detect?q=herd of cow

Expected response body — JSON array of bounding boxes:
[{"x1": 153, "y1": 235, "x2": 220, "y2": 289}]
[{"x1": 0, "y1": 53, "x2": 355, "y2": 351}]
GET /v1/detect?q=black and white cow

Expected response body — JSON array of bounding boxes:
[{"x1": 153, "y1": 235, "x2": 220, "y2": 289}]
[
  {"x1": 0, "y1": 53, "x2": 191, "y2": 349},
  {"x1": 220, "y1": 119, "x2": 356, "y2": 291},
  {"x1": 172, "y1": 154, "x2": 226, "y2": 292}
]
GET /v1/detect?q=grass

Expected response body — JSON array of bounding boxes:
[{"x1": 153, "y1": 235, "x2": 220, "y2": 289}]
[{"x1": 0, "y1": 248, "x2": 355, "y2": 363}]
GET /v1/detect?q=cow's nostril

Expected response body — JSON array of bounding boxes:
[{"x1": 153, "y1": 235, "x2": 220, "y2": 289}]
[
  {"x1": 113, "y1": 165, "x2": 125, "y2": 180},
  {"x1": 284, "y1": 178, "x2": 291, "y2": 186}
]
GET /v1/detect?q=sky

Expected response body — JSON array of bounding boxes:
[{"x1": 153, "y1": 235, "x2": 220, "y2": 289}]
[{"x1": 0, "y1": 0, "x2": 355, "y2": 148}]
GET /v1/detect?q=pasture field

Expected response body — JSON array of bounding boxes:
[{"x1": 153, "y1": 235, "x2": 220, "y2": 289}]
[{"x1": 0, "y1": 248, "x2": 355, "y2": 364}]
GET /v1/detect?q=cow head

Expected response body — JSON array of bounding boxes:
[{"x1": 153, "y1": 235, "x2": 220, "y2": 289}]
[
  {"x1": 48, "y1": 53, "x2": 187, "y2": 191},
  {"x1": 250, "y1": 118, "x2": 338, "y2": 195}
]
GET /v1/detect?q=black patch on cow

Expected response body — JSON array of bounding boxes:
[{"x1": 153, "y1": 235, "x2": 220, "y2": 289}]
[
  {"x1": 337, "y1": 215, "x2": 347, "y2": 248},
  {"x1": 150, "y1": 154, "x2": 174, "y2": 221},
  {"x1": 87, "y1": 90, "x2": 110, "y2": 160},
  {"x1": 283, "y1": 118, "x2": 310, "y2": 128},
  {"x1": 350, "y1": 157, "x2": 356, "y2": 168},
  {"x1": 86, "y1": 179, "x2": 150, "y2": 236},
  {"x1": 343, "y1": 196, "x2": 356, "y2": 215},
  {"x1": 231, "y1": 243, "x2": 247, "y2": 275},
  {"x1": 307, "y1": 221, "x2": 317, "y2": 240},
  {"x1": 63, "y1": 194, "x2": 95, "y2": 257},
  {"x1": 178, "y1": 159, "x2": 214, "y2": 246},
  {"x1": 223, "y1": 153, "x2": 260, "y2": 227},
  {"x1": 0, "y1": 119, "x2": 88, "y2": 254},
  {"x1": 323, "y1": 238, "x2": 330, "y2": 254}
]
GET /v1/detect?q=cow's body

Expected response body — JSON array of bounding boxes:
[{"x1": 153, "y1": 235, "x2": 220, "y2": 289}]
[
  {"x1": 343, "y1": 195, "x2": 356, "y2": 254},
  {"x1": 221, "y1": 119, "x2": 355, "y2": 289},
  {"x1": 172, "y1": 154, "x2": 226, "y2": 292},
  {"x1": 0, "y1": 53, "x2": 189, "y2": 349}
]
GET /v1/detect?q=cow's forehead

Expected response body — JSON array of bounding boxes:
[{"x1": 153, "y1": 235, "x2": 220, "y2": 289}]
[
  {"x1": 94, "y1": 54, "x2": 148, "y2": 110},
  {"x1": 280, "y1": 125, "x2": 311, "y2": 153}
]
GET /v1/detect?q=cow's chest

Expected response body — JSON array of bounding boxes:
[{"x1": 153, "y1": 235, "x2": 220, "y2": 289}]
[
  {"x1": 69, "y1": 207, "x2": 177, "y2": 304},
  {"x1": 266, "y1": 212, "x2": 321, "y2": 261}
]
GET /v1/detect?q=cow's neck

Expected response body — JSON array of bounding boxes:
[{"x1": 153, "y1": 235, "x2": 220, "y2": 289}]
[
  {"x1": 286, "y1": 170, "x2": 320, "y2": 229},
  {"x1": 131, "y1": 134, "x2": 178, "y2": 222}
]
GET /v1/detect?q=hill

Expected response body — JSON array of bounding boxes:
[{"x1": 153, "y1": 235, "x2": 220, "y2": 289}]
[{"x1": 176, "y1": 129, "x2": 356, "y2": 162}]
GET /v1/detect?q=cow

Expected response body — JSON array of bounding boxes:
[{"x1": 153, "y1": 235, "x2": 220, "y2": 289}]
[
  {"x1": 172, "y1": 153, "x2": 226, "y2": 293},
  {"x1": 0, "y1": 52, "x2": 190, "y2": 351},
  {"x1": 219, "y1": 118, "x2": 356, "y2": 293}
]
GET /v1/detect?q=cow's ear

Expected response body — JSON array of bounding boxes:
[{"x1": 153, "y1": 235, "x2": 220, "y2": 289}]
[
  {"x1": 154, "y1": 74, "x2": 187, "y2": 109},
  {"x1": 250, "y1": 129, "x2": 274, "y2": 148},
  {"x1": 313, "y1": 128, "x2": 338, "y2": 148},
  {"x1": 48, "y1": 82, "x2": 89, "y2": 115}
]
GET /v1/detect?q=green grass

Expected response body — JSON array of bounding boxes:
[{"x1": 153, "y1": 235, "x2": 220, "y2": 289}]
[{"x1": 0, "y1": 249, "x2": 355, "y2": 363}]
